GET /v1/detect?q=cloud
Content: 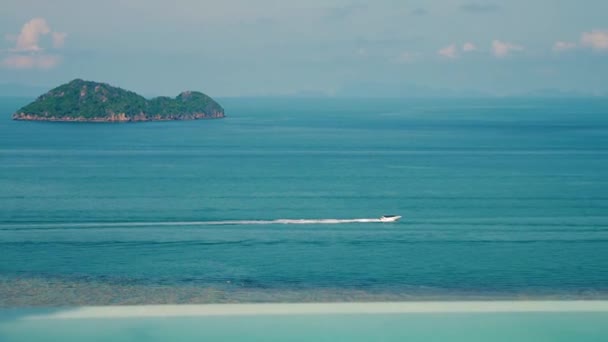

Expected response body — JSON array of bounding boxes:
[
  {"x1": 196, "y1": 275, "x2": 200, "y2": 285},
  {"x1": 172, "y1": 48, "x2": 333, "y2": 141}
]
[
  {"x1": 2, "y1": 18, "x2": 66, "y2": 70},
  {"x1": 462, "y1": 42, "x2": 477, "y2": 52},
  {"x1": 553, "y1": 41, "x2": 577, "y2": 52},
  {"x1": 492, "y1": 40, "x2": 523, "y2": 58},
  {"x1": 552, "y1": 31, "x2": 608, "y2": 53},
  {"x1": 438, "y1": 44, "x2": 458, "y2": 58},
  {"x1": 460, "y1": 3, "x2": 500, "y2": 13},
  {"x1": 1, "y1": 54, "x2": 60, "y2": 69},
  {"x1": 581, "y1": 30, "x2": 608, "y2": 51},
  {"x1": 12, "y1": 18, "x2": 51, "y2": 52},
  {"x1": 438, "y1": 42, "x2": 477, "y2": 58}
]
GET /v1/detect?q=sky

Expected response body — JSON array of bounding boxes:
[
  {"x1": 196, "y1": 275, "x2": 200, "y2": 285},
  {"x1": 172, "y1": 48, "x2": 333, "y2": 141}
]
[{"x1": 1, "y1": 0, "x2": 608, "y2": 97}]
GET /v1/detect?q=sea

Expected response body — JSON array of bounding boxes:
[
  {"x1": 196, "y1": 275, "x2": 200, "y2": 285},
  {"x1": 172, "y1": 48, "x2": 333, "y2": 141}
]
[{"x1": 1, "y1": 97, "x2": 608, "y2": 306}]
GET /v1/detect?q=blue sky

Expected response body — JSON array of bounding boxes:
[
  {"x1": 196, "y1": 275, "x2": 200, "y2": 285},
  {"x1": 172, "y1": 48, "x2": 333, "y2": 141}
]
[{"x1": 1, "y1": 0, "x2": 608, "y2": 97}]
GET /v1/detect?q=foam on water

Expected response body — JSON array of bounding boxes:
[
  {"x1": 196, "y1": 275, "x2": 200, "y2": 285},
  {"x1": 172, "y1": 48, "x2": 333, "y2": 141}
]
[{"x1": 0, "y1": 218, "x2": 386, "y2": 229}]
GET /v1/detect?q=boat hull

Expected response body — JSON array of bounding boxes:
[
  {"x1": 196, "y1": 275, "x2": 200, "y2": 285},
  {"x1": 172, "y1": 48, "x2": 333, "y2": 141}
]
[{"x1": 380, "y1": 216, "x2": 402, "y2": 222}]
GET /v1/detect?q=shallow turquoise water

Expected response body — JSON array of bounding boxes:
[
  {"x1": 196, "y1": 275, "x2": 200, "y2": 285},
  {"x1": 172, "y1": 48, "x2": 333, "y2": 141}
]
[
  {"x1": 1, "y1": 97, "x2": 608, "y2": 304},
  {"x1": 1, "y1": 312, "x2": 607, "y2": 342}
]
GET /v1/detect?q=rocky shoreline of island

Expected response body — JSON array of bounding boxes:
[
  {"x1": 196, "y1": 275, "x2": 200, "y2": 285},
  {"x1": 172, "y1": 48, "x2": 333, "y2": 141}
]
[{"x1": 12, "y1": 111, "x2": 225, "y2": 122}]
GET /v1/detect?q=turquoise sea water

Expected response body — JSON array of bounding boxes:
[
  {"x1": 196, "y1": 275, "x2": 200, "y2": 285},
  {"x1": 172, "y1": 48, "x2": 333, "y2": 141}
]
[{"x1": 1, "y1": 97, "x2": 608, "y2": 305}]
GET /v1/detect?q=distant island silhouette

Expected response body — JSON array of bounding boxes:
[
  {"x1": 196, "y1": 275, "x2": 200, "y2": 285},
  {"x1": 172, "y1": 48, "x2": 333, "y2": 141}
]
[{"x1": 12, "y1": 79, "x2": 225, "y2": 122}]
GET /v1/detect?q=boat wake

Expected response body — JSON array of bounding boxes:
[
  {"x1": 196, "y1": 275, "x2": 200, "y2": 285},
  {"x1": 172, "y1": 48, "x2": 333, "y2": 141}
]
[
  {"x1": 0, "y1": 218, "x2": 397, "y2": 230},
  {"x1": 274, "y1": 218, "x2": 382, "y2": 224}
]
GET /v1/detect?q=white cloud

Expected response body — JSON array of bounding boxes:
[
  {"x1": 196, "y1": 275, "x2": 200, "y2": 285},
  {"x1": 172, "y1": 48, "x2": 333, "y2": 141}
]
[
  {"x1": 437, "y1": 42, "x2": 476, "y2": 58},
  {"x1": 581, "y1": 30, "x2": 608, "y2": 51},
  {"x1": 2, "y1": 18, "x2": 66, "y2": 70},
  {"x1": 438, "y1": 44, "x2": 458, "y2": 58},
  {"x1": 1, "y1": 55, "x2": 34, "y2": 69},
  {"x1": 492, "y1": 40, "x2": 523, "y2": 58},
  {"x1": 553, "y1": 41, "x2": 577, "y2": 52},
  {"x1": 12, "y1": 18, "x2": 51, "y2": 52},
  {"x1": 462, "y1": 42, "x2": 477, "y2": 52},
  {"x1": 1, "y1": 54, "x2": 61, "y2": 69}
]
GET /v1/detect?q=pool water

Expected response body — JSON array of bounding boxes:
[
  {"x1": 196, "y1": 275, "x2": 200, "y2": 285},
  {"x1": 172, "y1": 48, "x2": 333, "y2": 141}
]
[{"x1": 1, "y1": 303, "x2": 607, "y2": 342}]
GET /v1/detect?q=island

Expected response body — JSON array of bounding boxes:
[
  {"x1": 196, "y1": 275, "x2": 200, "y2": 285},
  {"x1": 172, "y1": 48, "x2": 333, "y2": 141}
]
[{"x1": 12, "y1": 79, "x2": 225, "y2": 122}]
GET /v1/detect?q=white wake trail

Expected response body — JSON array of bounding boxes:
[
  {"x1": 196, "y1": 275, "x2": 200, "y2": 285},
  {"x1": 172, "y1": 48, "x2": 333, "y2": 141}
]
[
  {"x1": 273, "y1": 218, "x2": 382, "y2": 224},
  {"x1": 2, "y1": 218, "x2": 386, "y2": 229}
]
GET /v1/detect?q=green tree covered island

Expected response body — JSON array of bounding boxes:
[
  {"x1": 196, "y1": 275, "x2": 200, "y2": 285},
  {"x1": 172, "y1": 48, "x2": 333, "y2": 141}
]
[{"x1": 13, "y1": 79, "x2": 225, "y2": 122}]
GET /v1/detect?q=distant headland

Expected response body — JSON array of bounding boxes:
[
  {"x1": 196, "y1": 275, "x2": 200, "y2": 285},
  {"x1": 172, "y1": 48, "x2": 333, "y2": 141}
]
[{"x1": 12, "y1": 79, "x2": 225, "y2": 122}]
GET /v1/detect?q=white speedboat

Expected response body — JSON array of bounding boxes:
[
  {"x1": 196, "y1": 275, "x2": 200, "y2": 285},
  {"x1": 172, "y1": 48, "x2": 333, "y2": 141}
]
[{"x1": 379, "y1": 215, "x2": 401, "y2": 222}]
